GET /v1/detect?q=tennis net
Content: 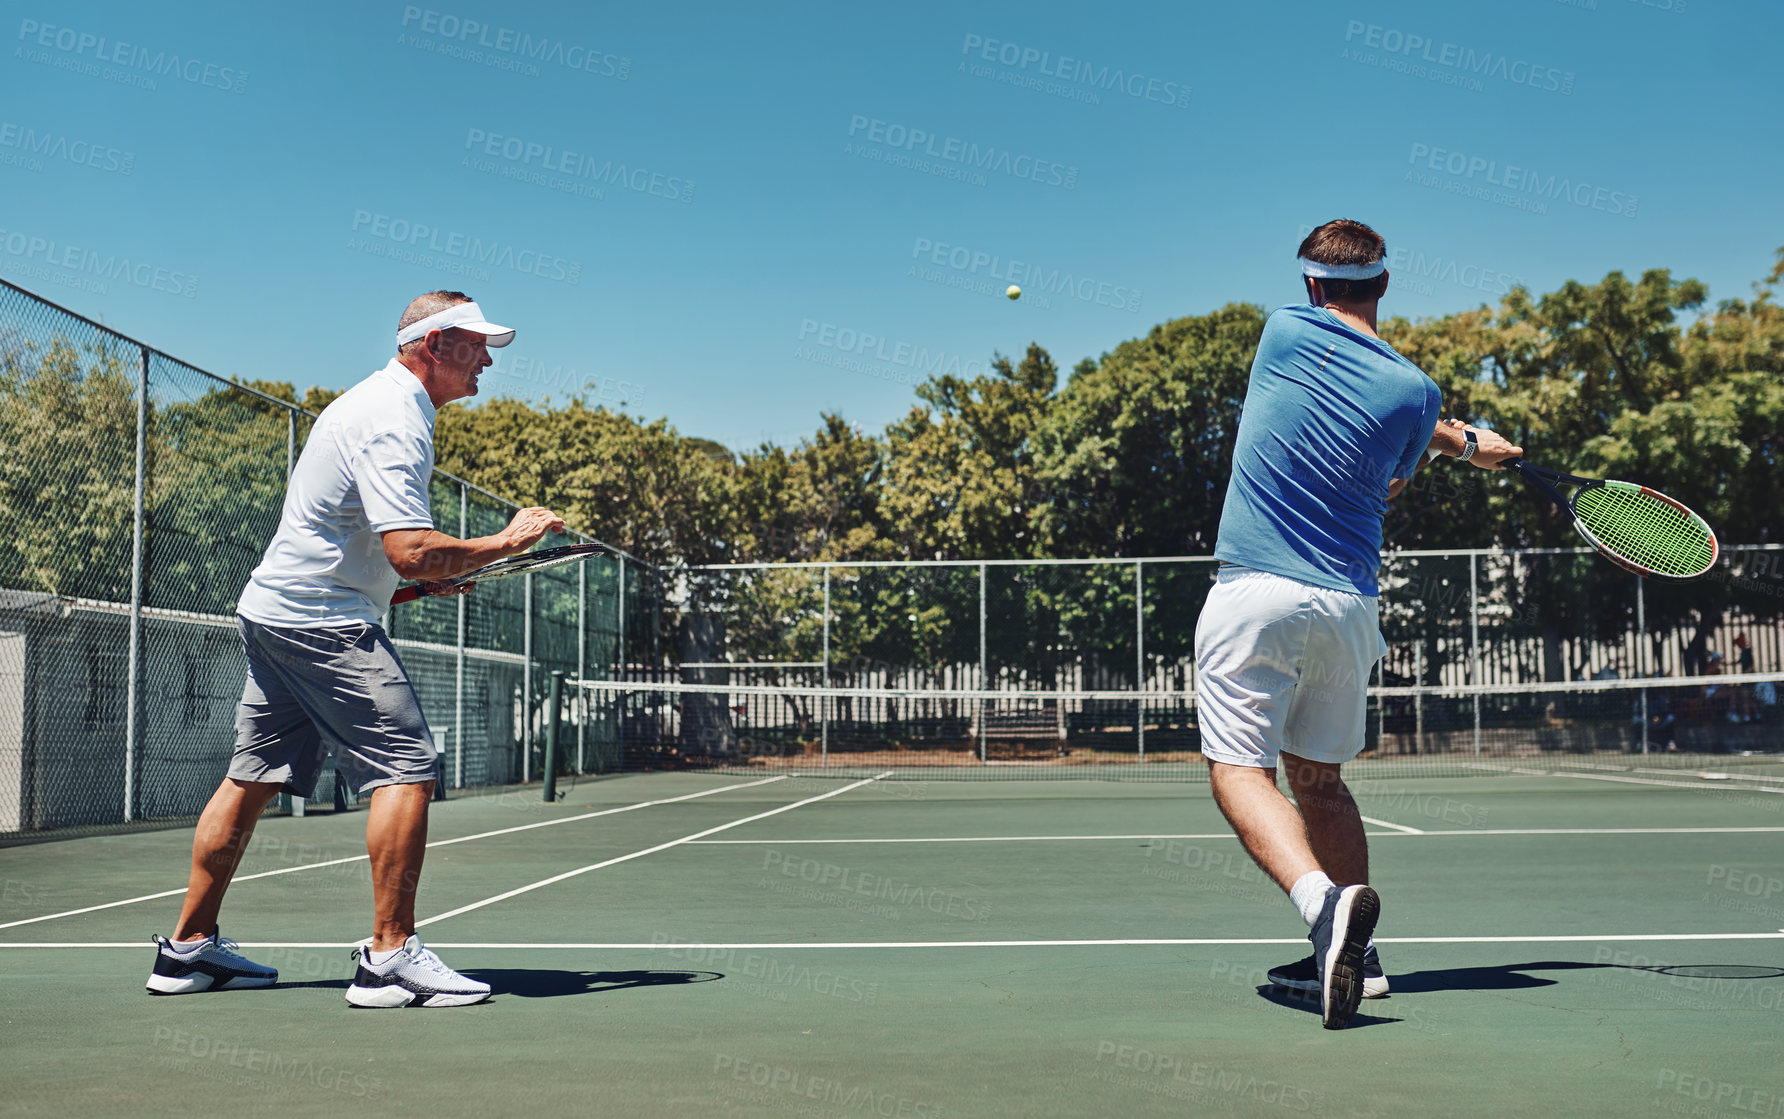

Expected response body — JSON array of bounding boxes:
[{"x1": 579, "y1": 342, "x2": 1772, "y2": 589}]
[{"x1": 567, "y1": 672, "x2": 1784, "y2": 781}]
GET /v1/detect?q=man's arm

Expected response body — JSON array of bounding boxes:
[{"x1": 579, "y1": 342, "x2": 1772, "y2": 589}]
[
  {"x1": 382, "y1": 506, "x2": 565, "y2": 582},
  {"x1": 1389, "y1": 417, "x2": 1525, "y2": 498}
]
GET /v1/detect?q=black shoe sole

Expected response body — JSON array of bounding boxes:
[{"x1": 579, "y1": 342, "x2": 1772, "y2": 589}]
[{"x1": 1321, "y1": 887, "x2": 1380, "y2": 1030}]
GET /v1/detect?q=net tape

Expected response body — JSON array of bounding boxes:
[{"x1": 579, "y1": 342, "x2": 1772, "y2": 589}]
[{"x1": 573, "y1": 672, "x2": 1784, "y2": 702}]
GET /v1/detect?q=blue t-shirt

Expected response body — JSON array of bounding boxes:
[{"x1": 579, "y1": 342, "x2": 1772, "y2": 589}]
[{"x1": 1213, "y1": 304, "x2": 1442, "y2": 596}]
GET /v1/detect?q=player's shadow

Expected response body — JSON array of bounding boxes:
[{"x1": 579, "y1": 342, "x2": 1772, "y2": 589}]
[
  {"x1": 1254, "y1": 961, "x2": 1784, "y2": 1025},
  {"x1": 465, "y1": 968, "x2": 724, "y2": 998},
  {"x1": 275, "y1": 968, "x2": 723, "y2": 998},
  {"x1": 1390, "y1": 960, "x2": 1784, "y2": 993}
]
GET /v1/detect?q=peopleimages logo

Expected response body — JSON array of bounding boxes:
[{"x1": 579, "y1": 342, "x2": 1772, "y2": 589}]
[
  {"x1": 398, "y1": 7, "x2": 630, "y2": 79},
  {"x1": 1342, "y1": 19, "x2": 1574, "y2": 95},
  {"x1": 348, "y1": 210, "x2": 582, "y2": 284},
  {"x1": 1406, "y1": 142, "x2": 1638, "y2": 218},
  {"x1": 0, "y1": 227, "x2": 198, "y2": 297},
  {"x1": 15, "y1": 19, "x2": 248, "y2": 93},
  {"x1": 0, "y1": 122, "x2": 133, "y2": 174},
  {"x1": 462, "y1": 128, "x2": 694, "y2": 204},
  {"x1": 845, "y1": 115, "x2": 1078, "y2": 190},
  {"x1": 958, "y1": 33, "x2": 1191, "y2": 108},
  {"x1": 910, "y1": 237, "x2": 1142, "y2": 312}
]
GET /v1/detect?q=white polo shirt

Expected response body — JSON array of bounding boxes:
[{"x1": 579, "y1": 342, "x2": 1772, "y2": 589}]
[{"x1": 236, "y1": 360, "x2": 437, "y2": 628}]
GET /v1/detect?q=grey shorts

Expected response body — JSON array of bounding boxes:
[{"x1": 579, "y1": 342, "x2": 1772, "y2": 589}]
[{"x1": 230, "y1": 617, "x2": 437, "y2": 798}]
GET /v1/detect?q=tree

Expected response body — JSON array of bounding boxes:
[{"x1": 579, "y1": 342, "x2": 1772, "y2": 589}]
[{"x1": 878, "y1": 343, "x2": 1058, "y2": 561}]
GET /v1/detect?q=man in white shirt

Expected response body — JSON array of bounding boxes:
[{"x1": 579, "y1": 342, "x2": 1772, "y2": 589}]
[{"x1": 147, "y1": 291, "x2": 565, "y2": 1007}]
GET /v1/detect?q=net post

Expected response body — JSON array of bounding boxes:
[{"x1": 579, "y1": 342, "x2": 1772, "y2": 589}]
[
  {"x1": 1413, "y1": 641, "x2": 1424, "y2": 753},
  {"x1": 1470, "y1": 551, "x2": 1482, "y2": 755},
  {"x1": 978, "y1": 562, "x2": 987, "y2": 764},
  {"x1": 821, "y1": 566, "x2": 830, "y2": 767},
  {"x1": 455, "y1": 482, "x2": 467, "y2": 789},
  {"x1": 1637, "y1": 574, "x2": 1649, "y2": 755},
  {"x1": 124, "y1": 343, "x2": 148, "y2": 823},
  {"x1": 1135, "y1": 561, "x2": 1145, "y2": 761},
  {"x1": 542, "y1": 671, "x2": 564, "y2": 802}
]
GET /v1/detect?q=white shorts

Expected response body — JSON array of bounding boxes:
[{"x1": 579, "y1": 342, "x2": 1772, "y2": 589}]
[{"x1": 1194, "y1": 565, "x2": 1386, "y2": 769}]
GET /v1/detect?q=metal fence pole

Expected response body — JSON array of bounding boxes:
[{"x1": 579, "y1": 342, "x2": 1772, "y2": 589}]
[
  {"x1": 123, "y1": 344, "x2": 148, "y2": 822},
  {"x1": 821, "y1": 566, "x2": 830, "y2": 766},
  {"x1": 577, "y1": 549, "x2": 586, "y2": 773},
  {"x1": 1470, "y1": 552, "x2": 1482, "y2": 755},
  {"x1": 1637, "y1": 575, "x2": 1649, "y2": 755},
  {"x1": 523, "y1": 569, "x2": 533, "y2": 783},
  {"x1": 283, "y1": 408, "x2": 301, "y2": 816},
  {"x1": 617, "y1": 556, "x2": 626, "y2": 680},
  {"x1": 978, "y1": 562, "x2": 987, "y2": 764},
  {"x1": 1135, "y1": 561, "x2": 1145, "y2": 760},
  {"x1": 455, "y1": 482, "x2": 467, "y2": 789}
]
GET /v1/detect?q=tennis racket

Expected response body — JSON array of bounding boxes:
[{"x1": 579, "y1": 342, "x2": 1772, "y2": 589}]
[
  {"x1": 1506, "y1": 460, "x2": 1717, "y2": 580},
  {"x1": 390, "y1": 542, "x2": 608, "y2": 605}
]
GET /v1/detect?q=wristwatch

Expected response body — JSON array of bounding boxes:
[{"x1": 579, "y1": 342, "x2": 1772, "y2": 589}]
[{"x1": 1457, "y1": 428, "x2": 1478, "y2": 463}]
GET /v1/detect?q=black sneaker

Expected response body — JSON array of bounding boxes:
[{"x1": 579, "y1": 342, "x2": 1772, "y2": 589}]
[
  {"x1": 345, "y1": 935, "x2": 491, "y2": 1008},
  {"x1": 1268, "y1": 943, "x2": 1389, "y2": 998},
  {"x1": 1309, "y1": 885, "x2": 1380, "y2": 1029},
  {"x1": 146, "y1": 931, "x2": 278, "y2": 994}
]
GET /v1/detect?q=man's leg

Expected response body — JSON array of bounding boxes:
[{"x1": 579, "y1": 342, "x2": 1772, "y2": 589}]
[
  {"x1": 1282, "y1": 753, "x2": 1367, "y2": 887},
  {"x1": 172, "y1": 778, "x2": 284, "y2": 941},
  {"x1": 366, "y1": 781, "x2": 433, "y2": 952},
  {"x1": 1207, "y1": 761, "x2": 1320, "y2": 893}
]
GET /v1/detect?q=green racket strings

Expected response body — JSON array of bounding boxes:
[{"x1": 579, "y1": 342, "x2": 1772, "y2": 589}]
[{"x1": 1574, "y1": 482, "x2": 1716, "y2": 577}]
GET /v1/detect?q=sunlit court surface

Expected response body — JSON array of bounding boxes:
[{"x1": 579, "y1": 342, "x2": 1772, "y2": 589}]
[
  {"x1": 5, "y1": 767, "x2": 1784, "y2": 1118},
  {"x1": 6, "y1": 0, "x2": 1784, "y2": 1116}
]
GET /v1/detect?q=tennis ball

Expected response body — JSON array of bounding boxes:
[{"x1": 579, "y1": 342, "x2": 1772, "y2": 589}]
[{"x1": 1006, "y1": 285, "x2": 1021, "y2": 300}]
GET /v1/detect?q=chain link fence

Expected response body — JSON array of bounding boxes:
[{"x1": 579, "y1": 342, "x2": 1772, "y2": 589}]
[
  {"x1": 617, "y1": 550, "x2": 1784, "y2": 777},
  {"x1": 0, "y1": 279, "x2": 662, "y2": 838}
]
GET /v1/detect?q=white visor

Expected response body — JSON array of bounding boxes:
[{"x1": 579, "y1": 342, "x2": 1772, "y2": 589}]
[
  {"x1": 395, "y1": 301, "x2": 515, "y2": 348},
  {"x1": 1299, "y1": 256, "x2": 1386, "y2": 281}
]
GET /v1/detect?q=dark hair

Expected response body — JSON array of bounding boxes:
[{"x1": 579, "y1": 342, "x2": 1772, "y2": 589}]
[{"x1": 1297, "y1": 219, "x2": 1388, "y2": 303}]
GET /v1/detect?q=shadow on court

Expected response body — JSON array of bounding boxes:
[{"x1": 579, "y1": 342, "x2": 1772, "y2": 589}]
[
  {"x1": 1389, "y1": 960, "x2": 1784, "y2": 994},
  {"x1": 464, "y1": 968, "x2": 724, "y2": 998},
  {"x1": 272, "y1": 968, "x2": 724, "y2": 998},
  {"x1": 1255, "y1": 960, "x2": 1784, "y2": 1023}
]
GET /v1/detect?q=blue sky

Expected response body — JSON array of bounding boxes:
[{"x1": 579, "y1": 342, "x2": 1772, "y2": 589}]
[{"x1": 5, "y1": 0, "x2": 1778, "y2": 451}]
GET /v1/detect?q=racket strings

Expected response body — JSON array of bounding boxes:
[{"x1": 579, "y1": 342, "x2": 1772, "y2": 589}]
[{"x1": 1573, "y1": 485, "x2": 1715, "y2": 577}]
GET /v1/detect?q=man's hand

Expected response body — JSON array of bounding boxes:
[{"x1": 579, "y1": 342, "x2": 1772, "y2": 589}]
[{"x1": 500, "y1": 506, "x2": 566, "y2": 553}]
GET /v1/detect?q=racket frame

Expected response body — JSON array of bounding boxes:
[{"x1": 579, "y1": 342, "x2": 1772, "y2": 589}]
[{"x1": 1505, "y1": 460, "x2": 1717, "y2": 580}]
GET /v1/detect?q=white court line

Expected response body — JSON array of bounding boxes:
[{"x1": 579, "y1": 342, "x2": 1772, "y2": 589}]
[
  {"x1": 0, "y1": 776, "x2": 787, "y2": 932},
  {"x1": 1359, "y1": 815, "x2": 1425, "y2": 834},
  {"x1": 690, "y1": 825, "x2": 1784, "y2": 846},
  {"x1": 1462, "y1": 762, "x2": 1784, "y2": 795},
  {"x1": 8, "y1": 932, "x2": 1784, "y2": 950},
  {"x1": 413, "y1": 772, "x2": 894, "y2": 929}
]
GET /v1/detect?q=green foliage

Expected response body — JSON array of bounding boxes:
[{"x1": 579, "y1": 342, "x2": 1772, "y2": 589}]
[{"x1": 0, "y1": 336, "x2": 138, "y2": 598}]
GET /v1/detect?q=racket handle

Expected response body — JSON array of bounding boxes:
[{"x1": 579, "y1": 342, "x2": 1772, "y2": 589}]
[{"x1": 389, "y1": 585, "x2": 423, "y2": 606}]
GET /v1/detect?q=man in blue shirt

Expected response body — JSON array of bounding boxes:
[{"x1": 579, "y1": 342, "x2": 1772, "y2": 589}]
[{"x1": 1197, "y1": 219, "x2": 1520, "y2": 1028}]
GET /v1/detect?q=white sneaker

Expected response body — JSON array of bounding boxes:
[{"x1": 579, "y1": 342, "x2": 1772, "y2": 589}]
[
  {"x1": 345, "y1": 935, "x2": 490, "y2": 1008},
  {"x1": 146, "y1": 930, "x2": 278, "y2": 994}
]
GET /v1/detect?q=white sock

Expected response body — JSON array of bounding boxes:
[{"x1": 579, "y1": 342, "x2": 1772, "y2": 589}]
[
  {"x1": 366, "y1": 945, "x2": 402, "y2": 966},
  {"x1": 169, "y1": 934, "x2": 209, "y2": 953},
  {"x1": 1289, "y1": 871, "x2": 1336, "y2": 927}
]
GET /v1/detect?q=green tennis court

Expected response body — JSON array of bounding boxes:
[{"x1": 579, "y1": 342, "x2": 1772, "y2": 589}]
[{"x1": 5, "y1": 768, "x2": 1782, "y2": 1118}]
